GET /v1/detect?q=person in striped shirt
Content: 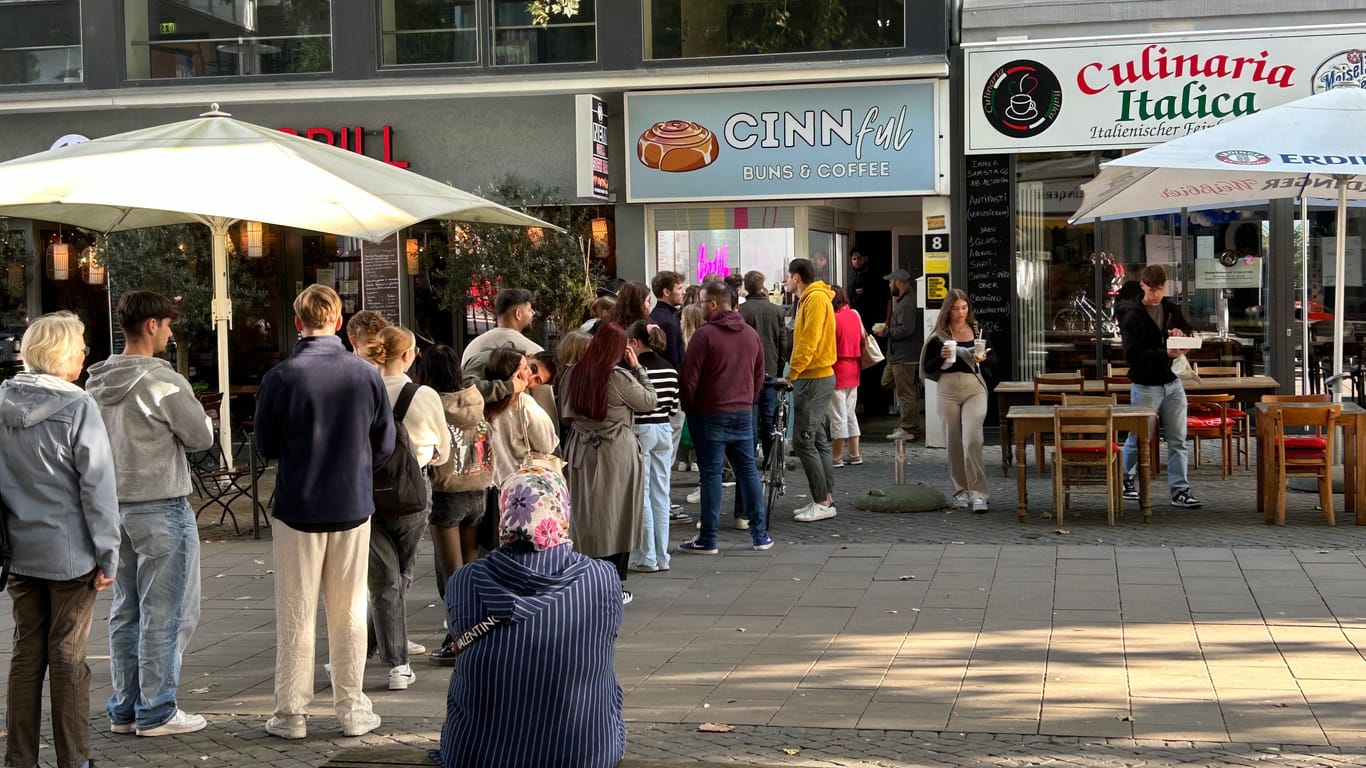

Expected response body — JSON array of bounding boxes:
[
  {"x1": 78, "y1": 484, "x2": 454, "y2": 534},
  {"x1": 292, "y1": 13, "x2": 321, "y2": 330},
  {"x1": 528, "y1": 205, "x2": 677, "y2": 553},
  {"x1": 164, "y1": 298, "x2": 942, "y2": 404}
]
[{"x1": 626, "y1": 320, "x2": 679, "y2": 573}]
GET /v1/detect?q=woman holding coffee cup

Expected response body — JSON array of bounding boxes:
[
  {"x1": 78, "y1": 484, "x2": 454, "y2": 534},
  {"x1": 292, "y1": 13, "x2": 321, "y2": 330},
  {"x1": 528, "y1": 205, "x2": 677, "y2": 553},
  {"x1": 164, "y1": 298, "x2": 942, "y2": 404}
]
[{"x1": 920, "y1": 289, "x2": 996, "y2": 513}]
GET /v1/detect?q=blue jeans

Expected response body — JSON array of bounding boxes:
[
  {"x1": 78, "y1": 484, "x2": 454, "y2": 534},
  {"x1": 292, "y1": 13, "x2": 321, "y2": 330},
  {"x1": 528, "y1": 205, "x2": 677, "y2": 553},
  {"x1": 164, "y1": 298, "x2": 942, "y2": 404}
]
[
  {"x1": 690, "y1": 410, "x2": 767, "y2": 547},
  {"x1": 632, "y1": 422, "x2": 674, "y2": 569},
  {"x1": 1123, "y1": 380, "x2": 1190, "y2": 494},
  {"x1": 107, "y1": 497, "x2": 201, "y2": 730}
]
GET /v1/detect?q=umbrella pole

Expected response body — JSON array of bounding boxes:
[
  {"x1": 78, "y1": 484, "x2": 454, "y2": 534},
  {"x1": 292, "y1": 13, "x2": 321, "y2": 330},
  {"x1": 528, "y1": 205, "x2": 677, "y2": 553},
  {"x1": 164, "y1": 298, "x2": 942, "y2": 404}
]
[
  {"x1": 1301, "y1": 196, "x2": 1310, "y2": 394},
  {"x1": 1334, "y1": 182, "x2": 1349, "y2": 404},
  {"x1": 207, "y1": 217, "x2": 235, "y2": 466}
]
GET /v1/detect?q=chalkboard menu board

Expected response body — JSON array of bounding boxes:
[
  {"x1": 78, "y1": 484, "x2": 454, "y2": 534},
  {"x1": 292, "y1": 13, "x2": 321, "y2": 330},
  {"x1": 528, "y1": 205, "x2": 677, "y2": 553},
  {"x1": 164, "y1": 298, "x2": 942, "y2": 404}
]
[
  {"x1": 963, "y1": 155, "x2": 1013, "y2": 417},
  {"x1": 362, "y1": 235, "x2": 401, "y2": 324}
]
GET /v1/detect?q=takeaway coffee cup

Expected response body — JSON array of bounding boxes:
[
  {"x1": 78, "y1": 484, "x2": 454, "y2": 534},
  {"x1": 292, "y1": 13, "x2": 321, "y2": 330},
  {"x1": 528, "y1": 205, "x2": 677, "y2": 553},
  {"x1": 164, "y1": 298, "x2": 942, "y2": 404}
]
[
  {"x1": 974, "y1": 339, "x2": 987, "y2": 356},
  {"x1": 942, "y1": 339, "x2": 958, "y2": 358}
]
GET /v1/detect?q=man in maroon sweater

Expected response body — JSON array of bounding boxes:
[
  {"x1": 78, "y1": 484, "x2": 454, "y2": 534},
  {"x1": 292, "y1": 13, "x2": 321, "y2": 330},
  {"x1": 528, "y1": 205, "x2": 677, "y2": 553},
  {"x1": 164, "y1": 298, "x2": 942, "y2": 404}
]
[{"x1": 677, "y1": 281, "x2": 770, "y2": 554}]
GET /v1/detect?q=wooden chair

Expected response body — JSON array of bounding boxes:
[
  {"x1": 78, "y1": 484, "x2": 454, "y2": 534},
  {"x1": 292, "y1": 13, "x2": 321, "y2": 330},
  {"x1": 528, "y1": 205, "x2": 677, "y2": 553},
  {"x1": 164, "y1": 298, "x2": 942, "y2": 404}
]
[
  {"x1": 1033, "y1": 372, "x2": 1086, "y2": 476},
  {"x1": 1185, "y1": 393, "x2": 1236, "y2": 479},
  {"x1": 1262, "y1": 394, "x2": 1331, "y2": 403},
  {"x1": 1106, "y1": 364, "x2": 1129, "y2": 378},
  {"x1": 1264, "y1": 403, "x2": 1340, "y2": 526},
  {"x1": 1052, "y1": 405, "x2": 1122, "y2": 526},
  {"x1": 1063, "y1": 394, "x2": 1117, "y2": 406},
  {"x1": 1194, "y1": 363, "x2": 1250, "y2": 467}
]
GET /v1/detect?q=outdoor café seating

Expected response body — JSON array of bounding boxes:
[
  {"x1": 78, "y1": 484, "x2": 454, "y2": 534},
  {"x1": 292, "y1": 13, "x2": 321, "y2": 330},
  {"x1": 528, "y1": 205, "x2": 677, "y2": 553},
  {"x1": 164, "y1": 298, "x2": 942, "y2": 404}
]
[
  {"x1": 1051, "y1": 402, "x2": 1123, "y2": 527},
  {"x1": 1186, "y1": 393, "x2": 1237, "y2": 479},
  {"x1": 1262, "y1": 401, "x2": 1340, "y2": 526},
  {"x1": 1032, "y1": 371, "x2": 1086, "y2": 476}
]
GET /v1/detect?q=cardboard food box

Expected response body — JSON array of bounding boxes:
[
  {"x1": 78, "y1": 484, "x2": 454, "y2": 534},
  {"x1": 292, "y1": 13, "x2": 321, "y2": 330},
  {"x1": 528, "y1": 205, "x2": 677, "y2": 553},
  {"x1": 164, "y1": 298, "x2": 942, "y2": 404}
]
[{"x1": 1166, "y1": 336, "x2": 1202, "y2": 350}]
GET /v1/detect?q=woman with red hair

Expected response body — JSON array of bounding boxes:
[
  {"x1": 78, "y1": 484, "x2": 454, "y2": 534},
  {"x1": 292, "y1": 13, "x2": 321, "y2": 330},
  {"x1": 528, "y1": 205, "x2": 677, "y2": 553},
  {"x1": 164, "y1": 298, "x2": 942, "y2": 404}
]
[{"x1": 561, "y1": 322, "x2": 657, "y2": 604}]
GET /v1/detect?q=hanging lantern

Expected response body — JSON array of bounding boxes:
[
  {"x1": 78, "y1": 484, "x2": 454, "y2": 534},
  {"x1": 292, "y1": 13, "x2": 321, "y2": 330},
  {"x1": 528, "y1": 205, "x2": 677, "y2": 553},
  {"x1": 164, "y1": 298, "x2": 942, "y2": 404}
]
[
  {"x1": 47, "y1": 240, "x2": 70, "y2": 281},
  {"x1": 80, "y1": 243, "x2": 106, "y2": 285},
  {"x1": 405, "y1": 237, "x2": 420, "y2": 276},
  {"x1": 244, "y1": 220, "x2": 264, "y2": 259}
]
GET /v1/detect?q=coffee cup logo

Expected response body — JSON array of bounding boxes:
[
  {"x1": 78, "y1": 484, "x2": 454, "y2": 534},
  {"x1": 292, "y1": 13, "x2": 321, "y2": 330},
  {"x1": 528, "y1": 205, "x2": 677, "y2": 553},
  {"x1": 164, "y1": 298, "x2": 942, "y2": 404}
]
[
  {"x1": 982, "y1": 59, "x2": 1063, "y2": 139},
  {"x1": 636, "y1": 120, "x2": 720, "y2": 173}
]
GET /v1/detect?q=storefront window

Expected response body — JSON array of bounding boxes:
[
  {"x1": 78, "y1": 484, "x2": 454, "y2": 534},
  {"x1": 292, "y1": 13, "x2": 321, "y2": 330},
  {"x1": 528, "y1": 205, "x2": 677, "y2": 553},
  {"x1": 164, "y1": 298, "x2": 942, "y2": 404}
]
[
  {"x1": 125, "y1": 0, "x2": 332, "y2": 80},
  {"x1": 380, "y1": 0, "x2": 478, "y2": 66},
  {"x1": 0, "y1": 0, "x2": 81, "y2": 85},
  {"x1": 492, "y1": 0, "x2": 594, "y2": 65},
  {"x1": 657, "y1": 227, "x2": 793, "y2": 287},
  {"x1": 1016, "y1": 151, "x2": 1268, "y2": 379},
  {"x1": 644, "y1": 0, "x2": 902, "y2": 60},
  {"x1": 1305, "y1": 205, "x2": 1366, "y2": 389}
]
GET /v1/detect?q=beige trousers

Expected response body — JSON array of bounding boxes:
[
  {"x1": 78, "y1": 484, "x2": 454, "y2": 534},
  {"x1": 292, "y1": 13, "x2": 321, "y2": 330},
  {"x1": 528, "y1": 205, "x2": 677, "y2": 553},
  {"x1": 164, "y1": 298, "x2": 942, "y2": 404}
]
[
  {"x1": 938, "y1": 372, "x2": 989, "y2": 499},
  {"x1": 272, "y1": 520, "x2": 374, "y2": 729}
]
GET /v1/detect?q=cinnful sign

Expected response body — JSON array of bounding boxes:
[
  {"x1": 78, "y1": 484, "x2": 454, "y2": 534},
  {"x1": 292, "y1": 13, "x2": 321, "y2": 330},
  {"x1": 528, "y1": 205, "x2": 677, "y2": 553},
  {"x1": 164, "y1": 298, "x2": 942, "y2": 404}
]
[{"x1": 278, "y1": 125, "x2": 410, "y2": 168}]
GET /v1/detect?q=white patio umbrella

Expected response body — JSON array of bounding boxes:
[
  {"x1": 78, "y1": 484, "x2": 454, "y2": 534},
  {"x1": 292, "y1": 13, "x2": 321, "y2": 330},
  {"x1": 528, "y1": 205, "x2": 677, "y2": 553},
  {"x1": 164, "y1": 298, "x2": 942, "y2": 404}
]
[
  {"x1": 0, "y1": 105, "x2": 559, "y2": 462},
  {"x1": 1071, "y1": 83, "x2": 1366, "y2": 400}
]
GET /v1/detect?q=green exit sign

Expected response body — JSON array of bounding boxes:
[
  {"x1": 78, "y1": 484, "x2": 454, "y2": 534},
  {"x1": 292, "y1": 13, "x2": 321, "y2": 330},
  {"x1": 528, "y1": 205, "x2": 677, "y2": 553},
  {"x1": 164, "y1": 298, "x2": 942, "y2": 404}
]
[{"x1": 159, "y1": 21, "x2": 177, "y2": 34}]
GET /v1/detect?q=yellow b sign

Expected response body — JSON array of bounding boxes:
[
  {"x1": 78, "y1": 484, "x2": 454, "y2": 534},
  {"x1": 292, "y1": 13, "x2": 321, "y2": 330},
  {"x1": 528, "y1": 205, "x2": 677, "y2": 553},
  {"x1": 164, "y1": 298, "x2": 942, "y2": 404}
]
[{"x1": 926, "y1": 274, "x2": 948, "y2": 302}]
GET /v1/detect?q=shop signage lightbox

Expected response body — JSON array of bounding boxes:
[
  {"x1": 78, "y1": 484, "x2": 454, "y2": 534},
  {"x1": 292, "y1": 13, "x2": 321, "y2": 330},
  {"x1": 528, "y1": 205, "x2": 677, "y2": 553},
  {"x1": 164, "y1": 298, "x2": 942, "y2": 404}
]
[
  {"x1": 575, "y1": 95, "x2": 610, "y2": 200},
  {"x1": 965, "y1": 25, "x2": 1366, "y2": 154},
  {"x1": 626, "y1": 81, "x2": 940, "y2": 202}
]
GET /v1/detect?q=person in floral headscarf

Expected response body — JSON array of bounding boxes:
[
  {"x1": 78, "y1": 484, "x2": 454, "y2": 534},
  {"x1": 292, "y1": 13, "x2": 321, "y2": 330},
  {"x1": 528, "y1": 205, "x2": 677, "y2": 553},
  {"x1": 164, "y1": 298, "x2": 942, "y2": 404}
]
[{"x1": 434, "y1": 466, "x2": 625, "y2": 768}]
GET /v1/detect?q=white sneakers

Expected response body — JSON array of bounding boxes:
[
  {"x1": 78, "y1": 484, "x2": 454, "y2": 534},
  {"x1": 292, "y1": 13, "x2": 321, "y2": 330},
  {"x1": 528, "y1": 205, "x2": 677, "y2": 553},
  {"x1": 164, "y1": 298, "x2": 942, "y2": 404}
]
[
  {"x1": 686, "y1": 487, "x2": 702, "y2": 503},
  {"x1": 341, "y1": 712, "x2": 382, "y2": 737},
  {"x1": 265, "y1": 715, "x2": 307, "y2": 740},
  {"x1": 405, "y1": 640, "x2": 427, "y2": 655},
  {"x1": 114, "y1": 710, "x2": 207, "y2": 737},
  {"x1": 950, "y1": 491, "x2": 971, "y2": 509},
  {"x1": 388, "y1": 663, "x2": 416, "y2": 690},
  {"x1": 793, "y1": 502, "x2": 837, "y2": 522}
]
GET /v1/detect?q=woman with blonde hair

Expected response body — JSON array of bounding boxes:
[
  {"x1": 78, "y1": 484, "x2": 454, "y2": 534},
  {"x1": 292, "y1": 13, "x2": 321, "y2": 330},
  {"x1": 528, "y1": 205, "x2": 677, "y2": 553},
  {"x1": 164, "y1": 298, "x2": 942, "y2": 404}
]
[
  {"x1": 680, "y1": 304, "x2": 706, "y2": 347},
  {"x1": 361, "y1": 325, "x2": 450, "y2": 689},
  {"x1": 0, "y1": 311, "x2": 119, "y2": 768},
  {"x1": 920, "y1": 289, "x2": 996, "y2": 513}
]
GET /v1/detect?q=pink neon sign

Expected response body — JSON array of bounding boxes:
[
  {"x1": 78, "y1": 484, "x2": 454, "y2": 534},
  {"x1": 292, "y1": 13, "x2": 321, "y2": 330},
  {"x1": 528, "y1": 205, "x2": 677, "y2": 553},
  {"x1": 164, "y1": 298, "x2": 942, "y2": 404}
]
[{"x1": 695, "y1": 243, "x2": 731, "y2": 282}]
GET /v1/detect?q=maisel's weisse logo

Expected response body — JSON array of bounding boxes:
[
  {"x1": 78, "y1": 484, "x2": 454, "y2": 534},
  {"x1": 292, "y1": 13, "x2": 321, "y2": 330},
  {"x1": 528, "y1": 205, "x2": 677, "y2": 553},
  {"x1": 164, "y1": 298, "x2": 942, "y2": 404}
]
[
  {"x1": 982, "y1": 59, "x2": 1063, "y2": 138},
  {"x1": 1215, "y1": 149, "x2": 1271, "y2": 166},
  {"x1": 636, "y1": 120, "x2": 720, "y2": 173},
  {"x1": 1312, "y1": 49, "x2": 1366, "y2": 93}
]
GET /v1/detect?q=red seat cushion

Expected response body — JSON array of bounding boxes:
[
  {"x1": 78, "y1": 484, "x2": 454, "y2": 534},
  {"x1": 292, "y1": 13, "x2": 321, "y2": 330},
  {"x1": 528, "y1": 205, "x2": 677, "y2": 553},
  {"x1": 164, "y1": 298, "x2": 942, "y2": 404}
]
[
  {"x1": 1282, "y1": 448, "x2": 1327, "y2": 462},
  {"x1": 1188, "y1": 403, "x2": 1219, "y2": 416},
  {"x1": 1281, "y1": 436, "x2": 1327, "y2": 450},
  {"x1": 1226, "y1": 408, "x2": 1247, "y2": 418},
  {"x1": 1187, "y1": 415, "x2": 1234, "y2": 430}
]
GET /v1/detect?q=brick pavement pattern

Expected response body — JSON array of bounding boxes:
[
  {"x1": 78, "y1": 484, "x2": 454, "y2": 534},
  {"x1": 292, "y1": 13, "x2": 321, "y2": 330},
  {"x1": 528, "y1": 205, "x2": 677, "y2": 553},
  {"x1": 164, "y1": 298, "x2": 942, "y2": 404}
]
[{"x1": 5, "y1": 435, "x2": 1366, "y2": 766}]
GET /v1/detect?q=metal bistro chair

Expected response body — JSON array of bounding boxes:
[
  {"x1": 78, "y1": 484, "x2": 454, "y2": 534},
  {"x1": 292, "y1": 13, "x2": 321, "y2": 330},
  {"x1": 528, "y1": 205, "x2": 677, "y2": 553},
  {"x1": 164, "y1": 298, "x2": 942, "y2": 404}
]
[
  {"x1": 1033, "y1": 371, "x2": 1086, "y2": 476},
  {"x1": 1264, "y1": 402, "x2": 1340, "y2": 526},
  {"x1": 1052, "y1": 404, "x2": 1123, "y2": 527}
]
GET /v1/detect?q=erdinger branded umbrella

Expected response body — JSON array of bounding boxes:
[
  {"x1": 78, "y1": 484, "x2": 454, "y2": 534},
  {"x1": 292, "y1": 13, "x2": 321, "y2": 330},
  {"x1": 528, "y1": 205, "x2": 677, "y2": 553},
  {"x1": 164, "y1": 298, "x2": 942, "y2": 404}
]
[
  {"x1": 0, "y1": 105, "x2": 558, "y2": 462},
  {"x1": 1072, "y1": 83, "x2": 1366, "y2": 398}
]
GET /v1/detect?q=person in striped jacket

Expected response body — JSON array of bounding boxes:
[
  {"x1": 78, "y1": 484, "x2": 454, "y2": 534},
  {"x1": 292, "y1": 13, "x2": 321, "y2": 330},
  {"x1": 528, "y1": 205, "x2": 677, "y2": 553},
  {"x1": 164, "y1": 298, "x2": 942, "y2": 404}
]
[{"x1": 626, "y1": 320, "x2": 679, "y2": 573}]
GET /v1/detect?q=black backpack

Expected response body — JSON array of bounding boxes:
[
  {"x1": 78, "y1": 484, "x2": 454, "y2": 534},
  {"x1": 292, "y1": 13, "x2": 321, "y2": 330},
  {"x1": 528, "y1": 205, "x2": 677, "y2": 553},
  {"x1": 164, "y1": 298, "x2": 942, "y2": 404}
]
[{"x1": 373, "y1": 382, "x2": 428, "y2": 517}]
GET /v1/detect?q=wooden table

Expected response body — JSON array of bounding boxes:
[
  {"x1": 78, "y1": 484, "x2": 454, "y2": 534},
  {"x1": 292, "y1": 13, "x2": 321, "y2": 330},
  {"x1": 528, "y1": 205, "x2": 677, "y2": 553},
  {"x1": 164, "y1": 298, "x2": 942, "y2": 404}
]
[
  {"x1": 1255, "y1": 401, "x2": 1366, "y2": 525},
  {"x1": 1004, "y1": 404, "x2": 1158, "y2": 523},
  {"x1": 996, "y1": 376, "x2": 1280, "y2": 474}
]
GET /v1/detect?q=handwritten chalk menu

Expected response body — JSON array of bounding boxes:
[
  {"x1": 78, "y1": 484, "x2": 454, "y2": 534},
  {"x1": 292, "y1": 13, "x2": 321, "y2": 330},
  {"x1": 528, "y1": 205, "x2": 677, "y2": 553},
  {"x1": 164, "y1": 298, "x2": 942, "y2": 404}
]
[
  {"x1": 362, "y1": 234, "x2": 402, "y2": 324},
  {"x1": 964, "y1": 154, "x2": 1013, "y2": 395}
]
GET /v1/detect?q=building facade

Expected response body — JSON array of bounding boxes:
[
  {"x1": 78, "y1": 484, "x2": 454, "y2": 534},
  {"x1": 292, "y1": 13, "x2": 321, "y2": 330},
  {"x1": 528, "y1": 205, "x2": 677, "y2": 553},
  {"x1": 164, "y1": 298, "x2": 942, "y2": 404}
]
[
  {"x1": 0, "y1": 0, "x2": 950, "y2": 378},
  {"x1": 955, "y1": 0, "x2": 1366, "y2": 390}
]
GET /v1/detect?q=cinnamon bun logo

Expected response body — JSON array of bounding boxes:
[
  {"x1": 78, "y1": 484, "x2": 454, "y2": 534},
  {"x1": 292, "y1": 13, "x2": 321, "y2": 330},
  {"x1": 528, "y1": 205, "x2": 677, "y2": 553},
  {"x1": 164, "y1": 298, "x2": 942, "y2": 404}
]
[
  {"x1": 636, "y1": 120, "x2": 720, "y2": 173},
  {"x1": 982, "y1": 59, "x2": 1063, "y2": 139}
]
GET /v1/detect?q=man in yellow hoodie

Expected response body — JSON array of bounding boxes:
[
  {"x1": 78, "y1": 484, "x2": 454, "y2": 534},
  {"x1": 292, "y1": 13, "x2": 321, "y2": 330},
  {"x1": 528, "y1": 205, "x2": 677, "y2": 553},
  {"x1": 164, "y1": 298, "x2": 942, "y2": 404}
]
[{"x1": 784, "y1": 258, "x2": 838, "y2": 522}]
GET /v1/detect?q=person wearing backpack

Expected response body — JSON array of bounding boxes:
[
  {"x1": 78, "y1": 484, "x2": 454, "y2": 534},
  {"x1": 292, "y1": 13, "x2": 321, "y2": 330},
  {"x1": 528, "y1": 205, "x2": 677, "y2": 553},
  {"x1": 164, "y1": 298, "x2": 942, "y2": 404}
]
[
  {"x1": 416, "y1": 344, "x2": 492, "y2": 665},
  {"x1": 254, "y1": 286, "x2": 395, "y2": 740},
  {"x1": 361, "y1": 326, "x2": 449, "y2": 690}
]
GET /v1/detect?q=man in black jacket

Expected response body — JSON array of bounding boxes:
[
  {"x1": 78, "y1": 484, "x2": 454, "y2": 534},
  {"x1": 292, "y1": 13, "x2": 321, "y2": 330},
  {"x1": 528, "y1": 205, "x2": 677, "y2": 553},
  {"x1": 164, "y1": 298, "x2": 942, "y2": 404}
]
[
  {"x1": 1118, "y1": 265, "x2": 1201, "y2": 509},
  {"x1": 255, "y1": 285, "x2": 396, "y2": 739},
  {"x1": 879, "y1": 269, "x2": 923, "y2": 440},
  {"x1": 740, "y1": 270, "x2": 788, "y2": 459}
]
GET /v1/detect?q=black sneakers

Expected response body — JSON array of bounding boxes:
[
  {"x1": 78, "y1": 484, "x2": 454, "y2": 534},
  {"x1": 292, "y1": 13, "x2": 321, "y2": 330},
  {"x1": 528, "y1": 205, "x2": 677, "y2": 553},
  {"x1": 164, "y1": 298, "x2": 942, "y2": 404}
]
[
  {"x1": 1171, "y1": 489, "x2": 1202, "y2": 508},
  {"x1": 1122, "y1": 478, "x2": 1139, "y2": 501}
]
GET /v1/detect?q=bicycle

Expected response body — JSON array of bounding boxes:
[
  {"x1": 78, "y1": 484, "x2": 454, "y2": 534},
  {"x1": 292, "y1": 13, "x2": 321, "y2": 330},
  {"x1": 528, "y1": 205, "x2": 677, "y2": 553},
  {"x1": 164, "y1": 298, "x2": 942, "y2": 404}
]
[
  {"x1": 761, "y1": 379, "x2": 793, "y2": 521},
  {"x1": 1052, "y1": 288, "x2": 1119, "y2": 337}
]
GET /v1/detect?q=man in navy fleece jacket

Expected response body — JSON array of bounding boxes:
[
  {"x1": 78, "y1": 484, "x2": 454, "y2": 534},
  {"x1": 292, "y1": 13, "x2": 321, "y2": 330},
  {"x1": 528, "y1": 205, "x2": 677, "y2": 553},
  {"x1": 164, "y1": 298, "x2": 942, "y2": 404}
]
[{"x1": 254, "y1": 284, "x2": 395, "y2": 740}]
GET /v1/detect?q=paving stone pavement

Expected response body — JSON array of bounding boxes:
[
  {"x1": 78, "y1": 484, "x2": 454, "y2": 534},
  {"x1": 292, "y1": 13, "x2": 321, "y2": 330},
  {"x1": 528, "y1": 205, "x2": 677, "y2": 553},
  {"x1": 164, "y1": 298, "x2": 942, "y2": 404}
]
[{"x1": 6, "y1": 433, "x2": 1366, "y2": 767}]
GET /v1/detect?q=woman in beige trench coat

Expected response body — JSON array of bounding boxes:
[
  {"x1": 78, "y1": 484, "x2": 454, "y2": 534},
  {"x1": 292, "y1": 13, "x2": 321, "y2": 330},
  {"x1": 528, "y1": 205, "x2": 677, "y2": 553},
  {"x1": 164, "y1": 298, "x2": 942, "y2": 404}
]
[{"x1": 561, "y1": 322, "x2": 657, "y2": 605}]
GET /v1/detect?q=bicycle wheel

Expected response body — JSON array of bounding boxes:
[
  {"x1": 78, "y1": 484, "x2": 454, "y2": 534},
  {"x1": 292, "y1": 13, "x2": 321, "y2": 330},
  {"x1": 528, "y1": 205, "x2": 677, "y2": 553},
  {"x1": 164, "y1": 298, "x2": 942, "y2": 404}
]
[
  {"x1": 765, "y1": 433, "x2": 786, "y2": 518},
  {"x1": 1052, "y1": 309, "x2": 1087, "y2": 333}
]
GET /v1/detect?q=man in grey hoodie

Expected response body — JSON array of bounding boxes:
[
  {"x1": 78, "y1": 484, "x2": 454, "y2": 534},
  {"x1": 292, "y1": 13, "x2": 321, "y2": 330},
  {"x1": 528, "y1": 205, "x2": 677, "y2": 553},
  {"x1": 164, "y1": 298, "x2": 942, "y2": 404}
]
[{"x1": 86, "y1": 291, "x2": 214, "y2": 738}]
